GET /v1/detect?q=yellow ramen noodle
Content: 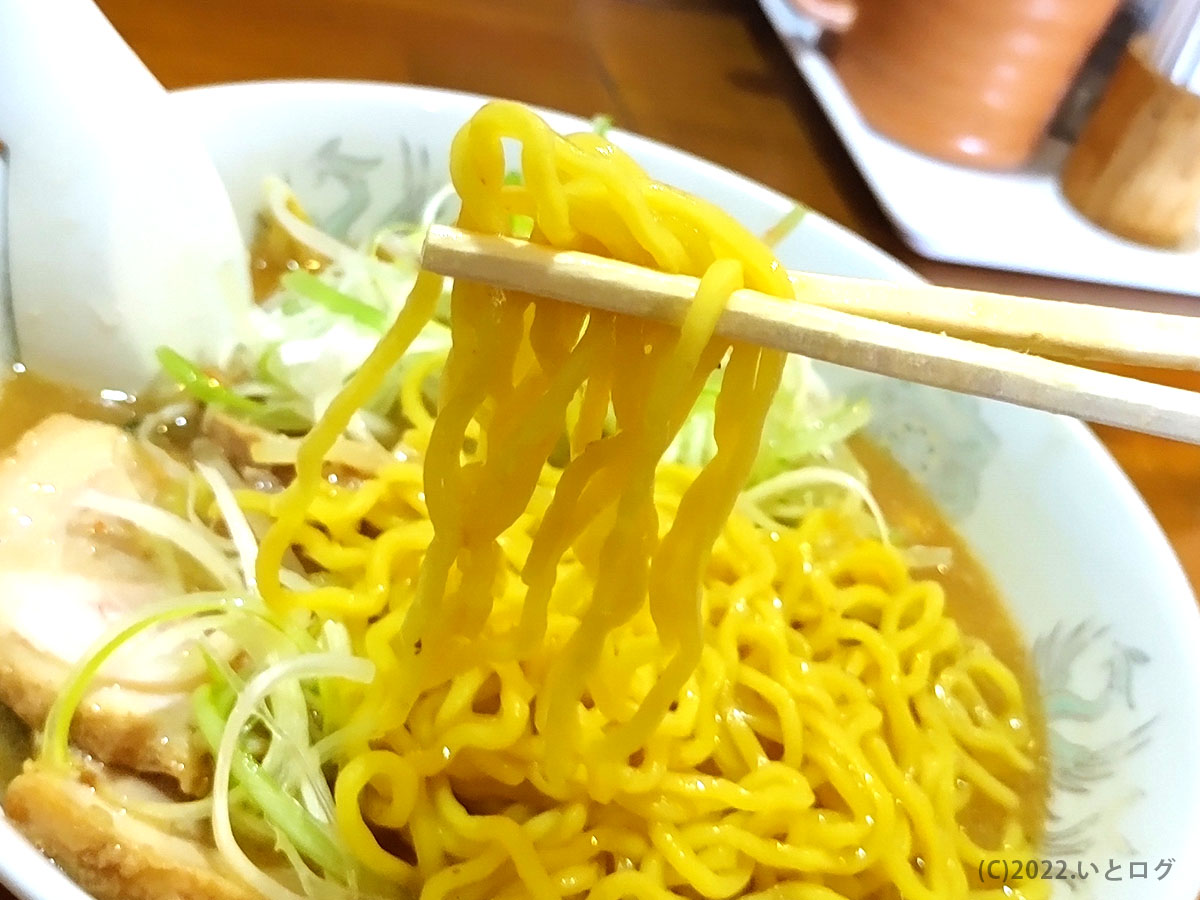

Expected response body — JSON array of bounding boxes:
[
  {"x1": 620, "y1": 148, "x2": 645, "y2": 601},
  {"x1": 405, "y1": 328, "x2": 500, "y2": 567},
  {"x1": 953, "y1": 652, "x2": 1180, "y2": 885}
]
[{"x1": 251, "y1": 101, "x2": 1045, "y2": 900}]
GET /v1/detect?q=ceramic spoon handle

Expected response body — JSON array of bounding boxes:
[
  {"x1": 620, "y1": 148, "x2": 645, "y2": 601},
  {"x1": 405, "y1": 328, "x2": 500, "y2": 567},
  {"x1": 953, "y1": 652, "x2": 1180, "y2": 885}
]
[{"x1": 0, "y1": 0, "x2": 250, "y2": 394}]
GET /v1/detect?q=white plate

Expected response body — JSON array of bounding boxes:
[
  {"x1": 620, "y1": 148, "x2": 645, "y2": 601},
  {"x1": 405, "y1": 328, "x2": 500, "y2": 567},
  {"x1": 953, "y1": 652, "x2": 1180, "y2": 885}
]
[
  {"x1": 1, "y1": 81, "x2": 1198, "y2": 900},
  {"x1": 756, "y1": 0, "x2": 1200, "y2": 298}
]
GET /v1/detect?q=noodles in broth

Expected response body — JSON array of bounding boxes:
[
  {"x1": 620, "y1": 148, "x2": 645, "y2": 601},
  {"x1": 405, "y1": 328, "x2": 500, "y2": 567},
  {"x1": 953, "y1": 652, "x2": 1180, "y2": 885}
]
[{"x1": 229, "y1": 102, "x2": 1046, "y2": 900}]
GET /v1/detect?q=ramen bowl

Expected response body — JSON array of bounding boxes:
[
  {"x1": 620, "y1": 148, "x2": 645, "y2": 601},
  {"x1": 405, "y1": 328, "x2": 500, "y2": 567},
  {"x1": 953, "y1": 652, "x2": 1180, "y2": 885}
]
[{"x1": 0, "y1": 81, "x2": 1197, "y2": 900}]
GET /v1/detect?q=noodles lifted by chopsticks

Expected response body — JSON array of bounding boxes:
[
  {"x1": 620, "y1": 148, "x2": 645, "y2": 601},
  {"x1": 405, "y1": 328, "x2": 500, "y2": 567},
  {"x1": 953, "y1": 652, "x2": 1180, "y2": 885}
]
[{"x1": 250, "y1": 101, "x2": 1045, "y2": 900}]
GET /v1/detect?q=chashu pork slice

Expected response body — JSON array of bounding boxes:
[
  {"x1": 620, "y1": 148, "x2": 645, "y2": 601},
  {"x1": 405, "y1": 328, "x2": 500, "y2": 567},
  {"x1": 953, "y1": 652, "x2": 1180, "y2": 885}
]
[
  {"x1": 5, "y1": 765, "x2": 258, "y2": 900},
  {"x1": 0, "y1": 414, "x2": 208, "y2": 793}
]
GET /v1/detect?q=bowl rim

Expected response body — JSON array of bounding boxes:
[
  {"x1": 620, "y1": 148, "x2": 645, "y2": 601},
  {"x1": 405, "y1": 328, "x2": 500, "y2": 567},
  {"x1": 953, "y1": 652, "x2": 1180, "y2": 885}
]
[
  {"x1": 174, "y1": 76, "x2": 1196, "y2": 571},
  {"x1": 0, "y1": 77, "x2": 1196, "y2": 900}
]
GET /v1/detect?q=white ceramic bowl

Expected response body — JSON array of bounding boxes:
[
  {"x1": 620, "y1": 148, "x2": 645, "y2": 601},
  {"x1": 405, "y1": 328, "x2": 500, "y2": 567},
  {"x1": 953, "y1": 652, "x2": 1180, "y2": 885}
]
[{"x1": 2, "y1": 81, "x2": 1198, "y2": 900}]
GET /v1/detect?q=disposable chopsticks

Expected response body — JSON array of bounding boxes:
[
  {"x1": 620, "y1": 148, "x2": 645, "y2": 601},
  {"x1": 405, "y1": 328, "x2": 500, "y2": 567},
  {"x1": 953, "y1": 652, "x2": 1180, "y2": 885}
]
[{"x1": 420, "y1": 224, "x2": 1200, "y2": 445}]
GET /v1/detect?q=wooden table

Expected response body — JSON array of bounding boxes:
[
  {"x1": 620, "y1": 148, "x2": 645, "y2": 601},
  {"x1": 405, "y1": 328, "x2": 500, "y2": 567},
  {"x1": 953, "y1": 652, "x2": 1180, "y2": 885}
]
[{"x1": 90, "y1": 0, "x2": 1200, "y2": 583}]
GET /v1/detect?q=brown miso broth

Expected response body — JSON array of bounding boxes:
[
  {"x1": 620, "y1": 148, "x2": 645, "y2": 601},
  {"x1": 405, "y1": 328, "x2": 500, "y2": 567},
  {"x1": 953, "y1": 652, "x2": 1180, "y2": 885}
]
[
  {"x1": 0, "y1": 371, "x2": 138, "y2": 452},
  {"x1": 0, "y1": 376, "x2": 1048, "y2": 851},
  {"x1": 852, "y1": 436, "x2": 1049, "y2": 845}
]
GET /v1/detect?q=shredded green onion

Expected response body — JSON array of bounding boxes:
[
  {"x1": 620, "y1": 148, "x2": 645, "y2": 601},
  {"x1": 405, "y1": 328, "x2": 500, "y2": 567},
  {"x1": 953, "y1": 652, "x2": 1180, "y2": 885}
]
[
  {"x1": 511, "y1": 214, "x2": 535, "y2": 239},
  {"x1": 739, "y1": 466, "x2": 887, "y2": 538},
  {"x1": 196, "y1": 462, "x2": 260, "y2": 590},
  {"x1": 501, "y1": 171, "x2": 535, "y2": 236},
  {"x1": 761, "y1": 203, "x2": 809, "y2": 247},
  {"x1": 41, "y1": 593, "x2": 248, "y2": 770},
  {"x1": 211, "y1": 654, "x2": 374, "y2": 900},
  {"x1": 157, "y1": 347, "x2": 265, "y2": 415},
  {"x1": 282, "y1": 270, "x2": 388, "y2": 332},
  {"x1": 194, "y1": 683, "x2": 349, "y2": 878},
  {"x1": 77, "y1": 489, "x2": 243, "y2": 590}
]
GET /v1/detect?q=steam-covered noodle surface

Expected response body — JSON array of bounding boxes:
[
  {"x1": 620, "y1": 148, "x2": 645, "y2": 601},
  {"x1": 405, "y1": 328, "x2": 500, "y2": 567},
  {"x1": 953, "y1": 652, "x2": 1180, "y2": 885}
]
[{"x1": 3, "y1": 102, "x2": 1044, "y2": 900}]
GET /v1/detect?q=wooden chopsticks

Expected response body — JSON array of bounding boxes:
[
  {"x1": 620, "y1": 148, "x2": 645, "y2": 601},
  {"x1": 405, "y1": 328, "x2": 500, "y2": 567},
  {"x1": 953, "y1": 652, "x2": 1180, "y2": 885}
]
[
  {"x1": 782, "y1": 272, "x2": 1200, "y2": 369},
  {"x1": 420, "y1": 224, "x2": 1200, "y2": 445}
]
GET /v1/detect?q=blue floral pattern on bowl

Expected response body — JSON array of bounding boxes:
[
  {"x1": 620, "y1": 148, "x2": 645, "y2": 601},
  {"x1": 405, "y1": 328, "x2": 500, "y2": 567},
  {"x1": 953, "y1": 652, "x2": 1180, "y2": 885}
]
[
  {"x1": 1035, "y1": 622, "x2": 1154, "y2": 893},
  {"x1": 288, "y1": 136, "x2": 447, "y2": 247},
  {"x1": 836, "y1": 376, "x2": 999, "y2": 518}
]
